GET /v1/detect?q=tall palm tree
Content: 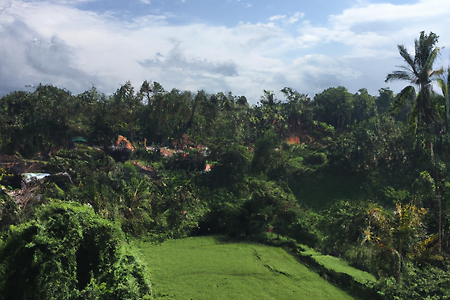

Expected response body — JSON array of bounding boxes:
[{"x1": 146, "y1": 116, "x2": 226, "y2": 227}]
[
  {"x1": 386, "y1": 31, "x2": 443, "y2": 126},
  {"x1": 387, "y1": 32, "x2": 445, "y2": 255},
  {"x1": 437, "y1": 66, "x2": 450, "y2": 131}
]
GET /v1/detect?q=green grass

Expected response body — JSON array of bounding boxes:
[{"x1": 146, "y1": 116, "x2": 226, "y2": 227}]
[
  {"x1": 298, "y1": 245, "x2": 377, "y2": 285},
  {"x1": 132, "y1": 236, "x2": 355, "y2": 300}
]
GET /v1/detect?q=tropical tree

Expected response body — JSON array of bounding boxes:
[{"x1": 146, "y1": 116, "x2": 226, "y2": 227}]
[
  {"x1": 352, "y1": 88, "x2": 377, "y2": 124},
  {"x1": 281, "y1": 87, "x2": 313, "y2": 132},
  {"x1": 139, "y1": 80, "x2": 164, "y2": 106},
  {"x1": 110, "y1": 81, "x2": 141, "y2": 142},
  {"x1": 361, "y1": 202, "x2": 428, "y2": 285},
  {"x1": 376, "y1": 88, "x2": 395, "y2": 115},
  {"x1": 386, "y1": 32, "x2": 446, "y2": 255},
  {"x1": 0, "y1": 91, "x2": 33, "y2": 155},
  {"x1": 386, "y1": 31, "x2": 443, "y2": 126},
  {"x1": 437, "y1": 66, "x2": 450, "y2": 131},
  {"x1": 313, "y1": 86, "x2": 354, "y2": 130},
  {"x1": 250, "y1": 90, "x2": 286, "y2": 138},
  {"x1": 0, "y1": 85, "x2": 74, "y2": 157}
]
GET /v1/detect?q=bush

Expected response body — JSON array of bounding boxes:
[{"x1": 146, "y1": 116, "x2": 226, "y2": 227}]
[
  {"x1": 0, "y1": 202, "x2": 152, "y2": 300},
  {"x1": 374, "y1": 264, "x2": 450, "y2": 300},
  {"x1": 0, "y1": 191, "x2": 19, "y2": 232}
]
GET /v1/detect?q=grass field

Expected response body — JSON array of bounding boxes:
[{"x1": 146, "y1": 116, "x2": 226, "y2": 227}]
[
  {"x1": 132, "y1": 236, "x2": 355, "y2": 300},
  {"x1": 299, "y1": 245, "x2": 377, "y2": 285}
]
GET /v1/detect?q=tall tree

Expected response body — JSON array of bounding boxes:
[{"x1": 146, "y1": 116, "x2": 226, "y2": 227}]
[
  {"x1": 313, "y1": 86, "x2": 354, "y2": 130},
  {"x1": 376, "y1": 88, "x2": 395, "y2": 115},
  {"x1": 386, "y1": 31, "x2": 443, "y2": 126},
  {"x1": 139, "y1": 80, "x2": 164, "y2": 106},
  {"x1": 386, "y1": 32, "x2": 445, "y2": 253},
  {"x1": 362, "y1": 203, "x2": 427, "y2": 285},
  {"x1": 437, "y1": 66, "x2": 450, "y2": 132},
  {"x1": 352, "y1": 88, "x2": 377, "y2": 124},
  {"x1": 281, "y1": 87, "x2": 313, "y2": 132},
  {"x1": 111, "y1": 81, "x2": 141, "y2": 142}
]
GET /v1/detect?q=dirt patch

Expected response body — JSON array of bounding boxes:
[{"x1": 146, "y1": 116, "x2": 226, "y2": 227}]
[
  {"x1": 286, "y1": 127, "x2": 312, "y2": 145},
  {"x1": 131, "y1": 161, "x2": 156, "y2": 175},
  {"x1": 286, "y1": 135, "x2": 300, "y2": 144},
  {"x1": 4, "y1": 184, "x2": 41, "y2": 211}
]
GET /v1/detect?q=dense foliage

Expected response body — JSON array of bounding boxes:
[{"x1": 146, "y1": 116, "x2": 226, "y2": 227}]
[
  {"x1": 1, "y1": 31, "x2": 450, "y2": 299},
  {"x1": 0, "y1": 202, "x2": 152, "y2": 300}
]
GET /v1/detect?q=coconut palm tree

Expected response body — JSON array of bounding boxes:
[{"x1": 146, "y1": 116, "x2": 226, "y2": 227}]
[
  {"x1": 437, "y1": 66, "x2": 450, "y2": 131},
  {"x1": 386, "y1": 31, "x2": 443, "y2": 126},
  {"x1": 387, "y1": 32, "x2": 446, "y2": 255}
]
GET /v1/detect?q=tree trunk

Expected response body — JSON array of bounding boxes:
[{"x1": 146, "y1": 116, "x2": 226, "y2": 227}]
[
  {"x1": 446, "y1": 92, "x2": 449, "y2": 132},
  {"x1": 446, "y1": 67, "x2": 450, "y2": 132},
  {"x1": 431, "y1": 140, "x2": 443, "y2": 254},
  {"x1": 397, "y1": 251, "x2": 402, "y2": 286}
]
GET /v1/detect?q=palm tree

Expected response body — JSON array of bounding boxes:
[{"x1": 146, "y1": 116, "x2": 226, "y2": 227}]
[
  {"x1": 386, "y1": 31, "x2": 443, "y2": 126},
  {"x1": 387, "y1": 32, "x2": 445, "y2": 255},
  {"x1": 437, "y1": 66, "x2": 450, "y2": 131}
]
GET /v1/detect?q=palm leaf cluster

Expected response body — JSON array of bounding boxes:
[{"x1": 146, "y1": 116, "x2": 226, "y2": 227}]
[{"x1": 386, "y1": 31, "x2": 443, "y2": 125}]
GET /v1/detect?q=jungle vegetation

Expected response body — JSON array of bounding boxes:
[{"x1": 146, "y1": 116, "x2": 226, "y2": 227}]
[{"x1": 1, "y1": 31, "x2": 450, "y2": 299}]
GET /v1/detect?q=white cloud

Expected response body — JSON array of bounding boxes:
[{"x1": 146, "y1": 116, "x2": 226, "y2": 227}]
[
  {"x1": 269, "y1": 12, "x2": 304, "y2": 25},
  {"x1": 330, "y1": 0, "x2": 450, "y2": 29},
  {"x1": 139, "y1": 42, "x2": 238, "y2": 77},
  {"x1": 269, "y1": 15, "x2": 285, "y2": 22},
  {"x1": 289, "y1": 12, "x2": 304, "y2": 24},
  {"x1": 296, "y1": 0, "x2": 450, "y2": 59},
  {"x1": 0, "y1": 0, "x2": 449, "y2": 101},
  {"x1": 0, "y1": 0, "x2": 12, "y2": 11},
  {"x1": 140, "y1": 0, "x2": 151, "y2": 4}
]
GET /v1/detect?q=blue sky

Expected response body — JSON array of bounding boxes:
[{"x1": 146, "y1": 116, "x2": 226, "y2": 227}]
[{"x1": 1, "y1": 0, "x2": 450, "y2": 103}]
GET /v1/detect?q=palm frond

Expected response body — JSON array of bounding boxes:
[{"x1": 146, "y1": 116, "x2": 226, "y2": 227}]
[
  {"x1": 429, "y1": 67, "x2": 444, "y2": 80},
  {"x1": 386, "y1": 71, "x2": 413, "y2": 83},
  {"x1": 415, "y1": 31, "x2": 439, "y2": 70},
  {"x1": 424, "y1": 47, "x2": 441, "y2": 73},
  {"x1": 437, "y1": 78, "x2": 447, "y2": 97},
  {"x1": 398, "y1": 45, "x2": 416, "y2": 74}
]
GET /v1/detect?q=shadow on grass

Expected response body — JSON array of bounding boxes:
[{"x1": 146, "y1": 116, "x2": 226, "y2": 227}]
[{"x1": 211, "y1": 235, "x2": 234, "y2": 244}]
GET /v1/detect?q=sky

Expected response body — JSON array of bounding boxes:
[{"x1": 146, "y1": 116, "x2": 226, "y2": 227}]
[{"x1": 1, "y1": 0, "x2": 450, "y2": 103}]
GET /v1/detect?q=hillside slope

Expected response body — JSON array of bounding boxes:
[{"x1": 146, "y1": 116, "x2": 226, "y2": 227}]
[{"x1": 133, "y1": 236, "x2": 355, "y2": 300}]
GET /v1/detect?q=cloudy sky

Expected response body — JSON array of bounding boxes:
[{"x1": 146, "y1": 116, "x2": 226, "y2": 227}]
[{"x1": 1, "y1": 0, "x2": 450, "y2": 103}]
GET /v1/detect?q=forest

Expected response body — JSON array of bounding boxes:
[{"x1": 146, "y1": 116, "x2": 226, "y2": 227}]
[{"x1": 0, "y1": 31, "x2": 450, "y2": 299}]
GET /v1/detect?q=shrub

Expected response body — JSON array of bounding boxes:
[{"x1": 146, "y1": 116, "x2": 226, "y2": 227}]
[
  {"x1": 0, "y1": 202, "x2": 151, "y2": 300},
  {"x1": 0, "y1": 191, "x2": 19, "y2": 232}
]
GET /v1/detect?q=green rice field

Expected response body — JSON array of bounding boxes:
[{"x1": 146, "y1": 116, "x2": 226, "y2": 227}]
[{"x1": 132, "y1": 236, "x2": 355, "y2": 300}]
